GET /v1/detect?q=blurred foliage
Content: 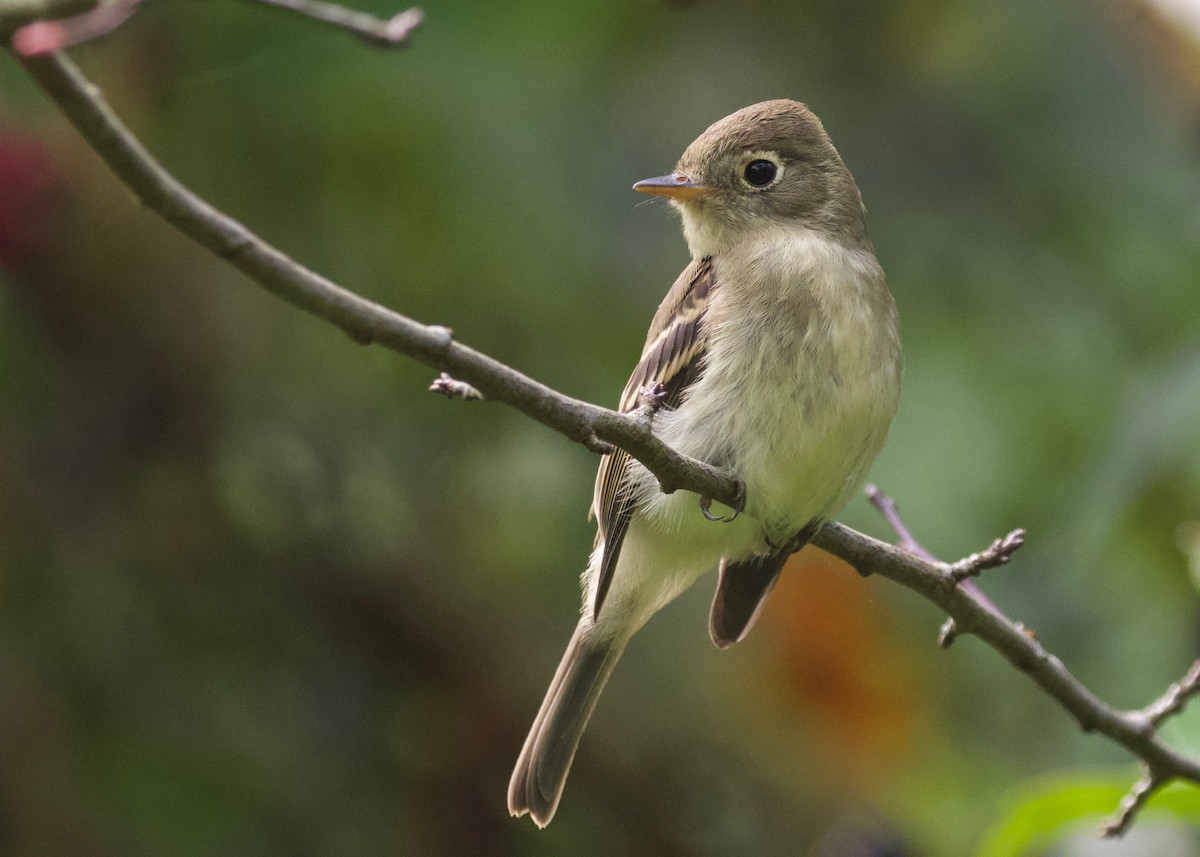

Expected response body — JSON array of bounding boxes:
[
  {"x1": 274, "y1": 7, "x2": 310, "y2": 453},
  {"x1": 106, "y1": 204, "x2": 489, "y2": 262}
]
[
  {"x1": 2, "y1": 0, "x2": 1200, "y2": 854},
  {"x1": 977, "y1": 774, "x2": 1200, "y2": 857}
]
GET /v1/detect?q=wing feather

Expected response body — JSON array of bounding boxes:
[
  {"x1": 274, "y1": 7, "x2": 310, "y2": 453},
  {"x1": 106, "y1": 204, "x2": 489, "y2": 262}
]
[{"x1": 590, "y1": 257, "x2": 716, "y2": 618}]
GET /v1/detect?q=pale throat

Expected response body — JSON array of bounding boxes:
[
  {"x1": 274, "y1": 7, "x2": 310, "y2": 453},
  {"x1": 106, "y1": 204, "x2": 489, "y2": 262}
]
[
  {"x1": 676, "y1": 202, "x2": 816, "y2": 260},
  {"x1": 677, "y1": 202, "x2": 837, "y2": 265},
  {"x1": 675, "y1": 202, "x2": 739, "y2": 259}
]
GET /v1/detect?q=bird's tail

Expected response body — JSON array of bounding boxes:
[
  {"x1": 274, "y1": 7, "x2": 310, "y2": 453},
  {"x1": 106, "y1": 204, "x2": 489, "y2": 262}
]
[{"x1": 507, "y1": 623, "x2": 625, "y2": 827}]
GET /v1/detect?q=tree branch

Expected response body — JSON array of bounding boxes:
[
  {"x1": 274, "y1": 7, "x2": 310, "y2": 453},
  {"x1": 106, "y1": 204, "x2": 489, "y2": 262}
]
[
  {"x1": 1100, "y1": 659, "x2": 1200, "y2": 836},
  {"x1": 9, "y1": 28, "x2": 1200, "y2": 841},
  {"x1": 14, "y1": 49, "x2": 743, "y2": 510},
  {"x1": 8, "y1": 0, "x2": 140, "y2": 56},
  {"x1": 1143, "y1": 660, "x2": 1200, "y2": 728},
  {"x1": 0, "y1": 0, "x2": 95, "y2": 27},
  {"x1": 840, "y1": 489, "x2": 1200, "y2": 836},
  {"x1": 249, "y1": 0, "x2": 423, "y2": 47},
  {"x1": 866, "y1": 484, "x2": 1010, "y2": 645}
]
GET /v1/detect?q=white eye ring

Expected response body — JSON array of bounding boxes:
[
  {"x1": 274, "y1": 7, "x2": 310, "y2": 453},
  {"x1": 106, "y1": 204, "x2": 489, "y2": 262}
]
[{"x1": 739, "y1": 151, "x2": 784, "y2": 190}]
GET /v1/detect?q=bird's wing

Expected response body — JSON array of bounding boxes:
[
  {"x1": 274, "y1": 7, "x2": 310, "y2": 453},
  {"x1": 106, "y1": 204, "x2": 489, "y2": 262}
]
[{"x1": 589, "y1": 256, "x2": 716, "y2": 619}]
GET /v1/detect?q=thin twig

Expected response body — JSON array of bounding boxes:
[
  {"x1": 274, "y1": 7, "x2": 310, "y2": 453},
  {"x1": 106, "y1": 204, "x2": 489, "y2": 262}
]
[
  {"x1": 1099, "y1": 662, "x2": 1200, "y2": 836},
  {"x1": 865, "y1": 483, "x2": 928, "y2": 557},
  {"x1": 936, "y1": 617, "x2": 960, "y2": 648},
  {"x1": 1100, "y1": 662, "x2": 1200, "y2": 836},
  {"x1": 814, "y1": 517, "x2": 1200, "y2": 784},
  {"x1": 10, "y1": 0, "x2": 140, "y2": 55},
  {"x1": 1142, "y1": 660, "x2": 1200, "y2": 728},
  {"x1": 429, "y1": 372, "x2": 482, "y2": 401},
  {"x1": 251, "y1": 0, "x2": 423, "y2": 47},
  {"x1": 866, "y1": 483, "x2": 1009, "y2": 641},
  {"x1": 948, "y1": 528, "x2": 1026, "y2": 582},
  {"x1": 854, "y1": 488, "x2": 1200, "y2": 837},
  {"x1": 1102, "y1": 768, "x2": 1160, "y2": 837}
]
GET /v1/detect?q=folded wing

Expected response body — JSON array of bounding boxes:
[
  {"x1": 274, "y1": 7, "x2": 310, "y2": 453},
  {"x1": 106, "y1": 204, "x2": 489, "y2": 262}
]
[{"x1": 590, "y1": 257, "x2": 715, "y2": 619}]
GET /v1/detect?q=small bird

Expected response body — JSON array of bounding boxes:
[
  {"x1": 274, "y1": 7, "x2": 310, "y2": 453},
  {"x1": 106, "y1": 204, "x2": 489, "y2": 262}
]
[{"x1": 508, "y1": 100, "x2": 902, "y2": 827}]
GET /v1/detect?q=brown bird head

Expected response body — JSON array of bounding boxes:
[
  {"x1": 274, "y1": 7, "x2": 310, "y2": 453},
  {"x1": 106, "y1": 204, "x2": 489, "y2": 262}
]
[{"x1": 634, "y1": 100, "x2": 869, "y2": 255}]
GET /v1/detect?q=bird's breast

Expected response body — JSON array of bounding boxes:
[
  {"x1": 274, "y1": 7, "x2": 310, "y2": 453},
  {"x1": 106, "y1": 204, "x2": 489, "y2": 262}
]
[{"x1": 652, "y1": 229, "x2": 901, "y2": 539}]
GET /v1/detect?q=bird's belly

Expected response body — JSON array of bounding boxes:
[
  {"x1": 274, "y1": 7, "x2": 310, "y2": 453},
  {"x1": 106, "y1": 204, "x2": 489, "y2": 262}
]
[
  {"x1": 646, "y1": 340, "x2": 895, "y2": 547},
  {"x1": 734, "y1": 395, "x2": 886, "y2": 538}
]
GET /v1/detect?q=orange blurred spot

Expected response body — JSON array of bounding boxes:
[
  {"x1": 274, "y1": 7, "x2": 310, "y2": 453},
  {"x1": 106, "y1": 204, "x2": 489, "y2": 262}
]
[{"x1": 761, "y1": 546, "x2": 921, "y2": 783}]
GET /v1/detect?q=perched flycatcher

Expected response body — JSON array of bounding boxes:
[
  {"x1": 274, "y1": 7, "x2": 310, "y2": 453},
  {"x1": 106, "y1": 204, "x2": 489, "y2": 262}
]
[{"x1": 508, "y1": 100, "x2": 902, "y2": 827}]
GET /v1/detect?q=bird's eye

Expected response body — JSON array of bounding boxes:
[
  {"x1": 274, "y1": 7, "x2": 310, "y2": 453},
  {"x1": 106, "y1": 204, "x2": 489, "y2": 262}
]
[{"x1": 743, "y1": 159, "x2": 778, "y2": 187}]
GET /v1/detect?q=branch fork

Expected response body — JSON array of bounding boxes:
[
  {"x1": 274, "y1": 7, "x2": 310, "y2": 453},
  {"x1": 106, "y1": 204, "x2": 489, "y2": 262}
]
[
  {"x1": 863, "y1": 485, "x2": 1200, "y2": 838},
  {"x1": 1101, "y1": 659, "x2": 1200, "y2": 836}
]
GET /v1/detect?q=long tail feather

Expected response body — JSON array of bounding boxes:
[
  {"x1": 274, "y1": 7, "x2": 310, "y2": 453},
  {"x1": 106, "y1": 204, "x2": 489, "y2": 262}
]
[{"x1": 507, "y1": 624, "x2": 624, "y2": 827}]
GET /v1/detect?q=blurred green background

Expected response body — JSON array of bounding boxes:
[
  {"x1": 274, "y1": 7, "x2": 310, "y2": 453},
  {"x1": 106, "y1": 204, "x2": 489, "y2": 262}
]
[{"x1": 3, "y1": 0, "x2": 1200, "y2": 854}]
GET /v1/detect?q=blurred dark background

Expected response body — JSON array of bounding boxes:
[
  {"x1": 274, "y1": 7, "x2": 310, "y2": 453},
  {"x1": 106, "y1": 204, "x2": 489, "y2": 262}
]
[{"x1": 3, "y1": 0, "x2": 1200, "y2": 854}]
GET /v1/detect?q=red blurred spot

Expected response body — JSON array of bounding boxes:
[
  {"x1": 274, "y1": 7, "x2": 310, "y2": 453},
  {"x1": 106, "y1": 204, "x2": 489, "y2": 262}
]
[
  {"x1": 0, "y1": 131, "x2": 63, "y2": 268},
  {"x1": 11, "y1": 21, "x2": 68, "y2": 56}
]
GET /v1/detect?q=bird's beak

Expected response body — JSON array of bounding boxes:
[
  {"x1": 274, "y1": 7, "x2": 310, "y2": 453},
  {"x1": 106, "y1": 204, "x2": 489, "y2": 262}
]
[{"x1": 633, "y1": 173, "x2": 710, "y2": 200}]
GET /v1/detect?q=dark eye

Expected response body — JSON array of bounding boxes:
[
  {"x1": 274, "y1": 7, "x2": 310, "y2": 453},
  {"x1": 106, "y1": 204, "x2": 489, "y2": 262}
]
[{"x1": 743, "y1": 159, "x2": 777, "y2": 187}]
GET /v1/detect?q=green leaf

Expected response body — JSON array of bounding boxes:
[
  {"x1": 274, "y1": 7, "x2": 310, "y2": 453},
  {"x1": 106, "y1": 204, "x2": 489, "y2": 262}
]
[{"x1": 977, "y1": 772, "x2": 1200, "y2": 857}]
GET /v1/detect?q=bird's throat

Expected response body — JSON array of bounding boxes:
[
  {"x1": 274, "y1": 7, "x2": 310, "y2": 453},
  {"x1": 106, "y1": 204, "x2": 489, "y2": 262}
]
[{"x1": 677, "y1": 204, "x2": 736, "y2": 260}]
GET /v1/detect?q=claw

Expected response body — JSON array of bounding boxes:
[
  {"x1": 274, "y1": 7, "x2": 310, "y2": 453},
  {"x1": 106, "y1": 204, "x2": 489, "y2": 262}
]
[{"x1": 700, "y1": 496, "x2": 738, "y2": 523}]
